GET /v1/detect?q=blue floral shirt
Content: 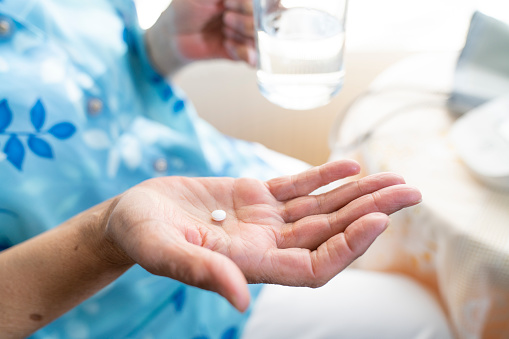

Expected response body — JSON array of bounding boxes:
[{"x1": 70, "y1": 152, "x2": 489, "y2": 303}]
[{"x1": 0, "y1": 0, "x2": 282, "y2": 338}]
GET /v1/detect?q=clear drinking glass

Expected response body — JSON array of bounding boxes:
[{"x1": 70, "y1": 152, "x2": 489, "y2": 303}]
[{"x1": 253, "y1": 0, "x2": 348, "y2": 110}]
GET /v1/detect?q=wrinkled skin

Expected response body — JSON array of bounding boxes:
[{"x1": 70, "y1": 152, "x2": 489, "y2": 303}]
[{"x1": 106, "y1": 160, "x2": 422, "y2": 311}]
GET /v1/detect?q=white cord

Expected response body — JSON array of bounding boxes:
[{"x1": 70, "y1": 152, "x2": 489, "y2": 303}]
[{"x1": 328, "y1": 87, "x2": 451, "y2": 157}]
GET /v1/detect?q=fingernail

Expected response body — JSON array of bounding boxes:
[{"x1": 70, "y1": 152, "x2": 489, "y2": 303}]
[
  {"x1": 247, "y1": 47, "x2": 257, "y2": 66},
  {"x1": 224, "y1": 41, "x2": 237, "y2": 60}
]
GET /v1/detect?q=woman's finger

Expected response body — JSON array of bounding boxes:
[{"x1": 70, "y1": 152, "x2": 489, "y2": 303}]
[
  {"x1": 224, "y1": 0, "x2": 253, "y2": 15},
  {"x1": 277, "y1": 184, "x2": 421, "y2": 250},
  {"x1": 170, "y1": 242, "x2": 250, "y2": 312},
  {"x1": 224, "y1": 39, "x2": 257, "y2": 66},
  {"x1": 223, "y1": 26, "x2": 253, "y2": 44},
  {"x1": 267, "y1": 160, "x2": 361, "y2": 201},
  {"x1": 127, "y1": 222, "x2": 250, "y2": 312},
  {"x1": 281, "y1": 172, "x2": 406, "y2": 223},
  {"x1": 223, "y1": 11, "x2": 255, "y2": 38},
  {"x1": 309, "y1": 212, "x2": 390, "y2": 285},
  {"x1": 250, "y1": 213, "x2": 389, "y2": 287}
]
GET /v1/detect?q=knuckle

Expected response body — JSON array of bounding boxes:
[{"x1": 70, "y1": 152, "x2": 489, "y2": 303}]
[
  {"x1": 369, "y1": 190, "x2": 383, "y2": 211},
  {"x1": 315, "y1": 195, "x2": 325, "y2": 214},
  {"x1": 355, "y1": 178, "x2": 365, "y2": 195}
]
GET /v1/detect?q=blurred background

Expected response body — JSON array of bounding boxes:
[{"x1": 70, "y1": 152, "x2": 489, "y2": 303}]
[
  {"x1": 134, "y1": 0, "x2": 509, "y2": 166},
  {"x1": 133, "y1": 2, "x2": 509, "y2": 337}
]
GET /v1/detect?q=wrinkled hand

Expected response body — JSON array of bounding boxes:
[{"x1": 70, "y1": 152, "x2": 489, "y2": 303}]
[
  {"x1": 147, "y1": 0, "x2": 256, "y2": 71},
  {"x1": 105, "y1": 160, "x2": 421, "y2": 312}
]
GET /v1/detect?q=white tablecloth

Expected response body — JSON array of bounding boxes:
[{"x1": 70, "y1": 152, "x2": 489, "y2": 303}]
[{"x1": 330, "y1": 53, "x2": 509, "y2": 339}]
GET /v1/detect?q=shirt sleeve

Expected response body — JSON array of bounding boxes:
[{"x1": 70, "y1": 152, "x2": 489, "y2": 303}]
[{"x1": 117, "y1": 1, "x2": 166, "y2": 86}]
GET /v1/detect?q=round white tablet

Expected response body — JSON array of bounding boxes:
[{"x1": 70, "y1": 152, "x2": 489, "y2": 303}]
[{"x1": 211, "y1": 209, "x2": 226, "y2": 222}]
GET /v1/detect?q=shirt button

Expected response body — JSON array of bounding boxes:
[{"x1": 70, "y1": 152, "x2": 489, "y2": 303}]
[
  {"x1": 153, "y1": 158, "x2": 168, "y2": 173},
  {"x1": 87, "y1": 98, "x2": 103, "y2": 116},
  {"x1": 0, "y1": 18, "x2": 13, "y2": 39}
]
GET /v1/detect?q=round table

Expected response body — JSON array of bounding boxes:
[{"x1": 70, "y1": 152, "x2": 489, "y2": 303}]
[{"x1": 329, "y1": 53, "x2": 509, "y2": 339}]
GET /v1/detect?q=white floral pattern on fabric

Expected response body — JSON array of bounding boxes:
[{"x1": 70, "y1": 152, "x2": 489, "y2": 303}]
[{"x1": 0, "y1": 56, "x2": 9, "y2": 72}]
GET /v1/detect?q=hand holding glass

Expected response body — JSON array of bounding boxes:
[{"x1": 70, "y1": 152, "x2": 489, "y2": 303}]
[{"x1": 254, "y1": 0, "x2": 348, "y2": 110}]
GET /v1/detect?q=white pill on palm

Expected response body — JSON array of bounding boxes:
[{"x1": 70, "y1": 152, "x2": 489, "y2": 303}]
[{"x1": 211, "y1": 209, "x2": 226, "y2": 222}]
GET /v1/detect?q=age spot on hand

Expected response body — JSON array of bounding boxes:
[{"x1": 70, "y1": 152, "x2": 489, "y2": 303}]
[{"x1": 30, "y1": 313, "x2": 43, "y2": 321}]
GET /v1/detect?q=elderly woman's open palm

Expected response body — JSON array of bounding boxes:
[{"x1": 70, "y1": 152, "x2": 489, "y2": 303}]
[{"x1": 106, "y1": 160, "x2": 421, "y2": 312}]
